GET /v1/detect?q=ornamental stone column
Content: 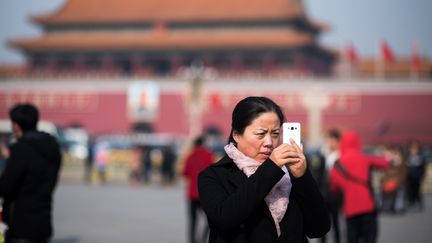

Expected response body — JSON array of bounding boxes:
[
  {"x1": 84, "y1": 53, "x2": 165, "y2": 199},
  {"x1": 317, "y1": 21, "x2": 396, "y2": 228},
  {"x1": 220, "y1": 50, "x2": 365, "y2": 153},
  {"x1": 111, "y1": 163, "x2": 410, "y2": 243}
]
[{"x1": 301, "y1": 91, "x2": 330, "y2": 149}]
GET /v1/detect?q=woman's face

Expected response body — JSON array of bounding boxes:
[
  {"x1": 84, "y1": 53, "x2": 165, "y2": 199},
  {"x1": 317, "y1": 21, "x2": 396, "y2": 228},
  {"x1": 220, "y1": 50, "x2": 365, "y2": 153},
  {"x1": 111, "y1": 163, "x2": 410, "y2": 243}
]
[{"x1": 233, "y1": 112, "x2": 281, "y2": 163}]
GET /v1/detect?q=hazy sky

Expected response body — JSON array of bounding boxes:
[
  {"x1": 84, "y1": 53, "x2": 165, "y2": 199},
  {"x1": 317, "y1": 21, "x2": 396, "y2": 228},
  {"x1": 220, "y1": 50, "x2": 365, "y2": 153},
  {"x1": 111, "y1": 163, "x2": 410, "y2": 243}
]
[{"x1": 1, "y1": 0, "x2": 431, "y2": 64}]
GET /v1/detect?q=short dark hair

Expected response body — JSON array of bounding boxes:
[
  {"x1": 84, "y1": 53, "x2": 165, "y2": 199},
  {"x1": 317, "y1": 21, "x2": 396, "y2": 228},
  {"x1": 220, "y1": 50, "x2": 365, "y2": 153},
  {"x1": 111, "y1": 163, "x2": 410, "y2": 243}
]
[
  {"x1": 228, "y1": 96, "x2": 285, "y2": 144},
  {"x1": 9, "y1": 103, "x2": 39, "y2": 132},
  {"x1": 194, "y1": 135, "x2": 205, "y2": 147},
  {"x1": 327, "y1": 128, "x2": 341, "y2": 141}
]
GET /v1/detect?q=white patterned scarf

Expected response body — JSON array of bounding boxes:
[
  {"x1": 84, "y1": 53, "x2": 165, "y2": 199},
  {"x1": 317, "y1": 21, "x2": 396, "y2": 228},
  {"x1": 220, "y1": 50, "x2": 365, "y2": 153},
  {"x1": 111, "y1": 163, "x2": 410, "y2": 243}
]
[{"x1": 224, "y1": 143, "x2": 291, "y2": 236}]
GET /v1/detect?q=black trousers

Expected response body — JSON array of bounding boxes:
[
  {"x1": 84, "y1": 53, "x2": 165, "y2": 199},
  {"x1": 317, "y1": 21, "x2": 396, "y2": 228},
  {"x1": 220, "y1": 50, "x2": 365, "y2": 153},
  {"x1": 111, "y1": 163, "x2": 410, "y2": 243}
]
[
  {"x1": 187, "y1": 199, "x2": 209, "y2": 243},
  {"x1": 346, "y1": 212, "x2": 377, "y2": 243},
  {"x1": 321, "y1": 200, "x2": 341, "y2": 243},
  {"x1": 407, "y1": 175, "x2": 423, "y2": 208}
]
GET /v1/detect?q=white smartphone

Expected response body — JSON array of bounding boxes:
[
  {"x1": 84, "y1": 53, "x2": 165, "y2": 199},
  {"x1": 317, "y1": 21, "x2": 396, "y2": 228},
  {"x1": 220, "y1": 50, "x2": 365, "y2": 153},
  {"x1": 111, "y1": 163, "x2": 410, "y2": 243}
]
[{"x1": 283, "y1": 122, "x2": 301, "y2": 146}]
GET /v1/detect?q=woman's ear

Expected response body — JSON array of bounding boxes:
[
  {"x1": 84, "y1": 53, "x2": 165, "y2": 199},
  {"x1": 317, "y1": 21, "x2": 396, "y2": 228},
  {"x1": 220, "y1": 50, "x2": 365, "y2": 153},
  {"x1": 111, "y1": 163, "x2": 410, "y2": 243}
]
[{"x1": 233, "y1": 131, "x2": 240, "y2": 144}]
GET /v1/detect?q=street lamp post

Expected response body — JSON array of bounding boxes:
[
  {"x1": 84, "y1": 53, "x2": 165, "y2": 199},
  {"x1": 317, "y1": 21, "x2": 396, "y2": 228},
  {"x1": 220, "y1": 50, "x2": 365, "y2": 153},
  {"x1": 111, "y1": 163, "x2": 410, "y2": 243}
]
[{"x1": 186, "y1": 60, "x2": 206, "y2": 140}]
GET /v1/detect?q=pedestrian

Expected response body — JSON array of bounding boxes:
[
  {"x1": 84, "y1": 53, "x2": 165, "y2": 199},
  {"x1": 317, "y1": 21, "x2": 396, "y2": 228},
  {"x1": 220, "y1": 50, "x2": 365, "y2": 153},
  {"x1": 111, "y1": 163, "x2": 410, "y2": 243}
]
[
  {"x1": 129, "y1": 146, "x2": 143, "y2": 187},
  {"x1": 319, "y1": 128, "x2": 343, "y2": 243},
  {"x1": 405, "y1": 140, "x2": 426, "y2": 211},
  {"x1": 182, "y1": 136, "x2": 214, "y2": 243},
  {"x1": 141, "y1": 146, "x2": 153, "y2": 184},
  {"x1": 83, "y1": 136, "x2": 95, "y2": 184},
  {"x1": 329, "y1": 130, "x2": 390, "y2": 243},
  {"x1": 380, "y1": 145, "x2": 406, "y2": 213},
  {"x1": 94, "y1": 140, "x2": 109, "y2": 184},
  {"x1": 0, "y1": 103, "x2": 62, "y2": 243},
  {"x1": 161, "y1": 144, "x2": 177, "y2": 185},
  {"x1": 198, "y1": 96, "x2": 330, "y2": 243}
]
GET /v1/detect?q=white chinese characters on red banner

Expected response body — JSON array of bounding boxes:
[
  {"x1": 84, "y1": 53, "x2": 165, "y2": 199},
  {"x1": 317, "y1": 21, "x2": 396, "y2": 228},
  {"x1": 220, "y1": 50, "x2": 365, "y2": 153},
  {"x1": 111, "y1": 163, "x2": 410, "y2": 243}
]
[
  {"x1": 324, "y1": 95, "x2": 361, "y2": 114},
  {"x1": 205, "y1": 92, "x2": 360, "y2": 114},
  {"x1": 205, "y1": 92, "x2": 304, "y2": 112},
  {"x1": 0, "y1": 92, "x2": 99, "y2": 112}
]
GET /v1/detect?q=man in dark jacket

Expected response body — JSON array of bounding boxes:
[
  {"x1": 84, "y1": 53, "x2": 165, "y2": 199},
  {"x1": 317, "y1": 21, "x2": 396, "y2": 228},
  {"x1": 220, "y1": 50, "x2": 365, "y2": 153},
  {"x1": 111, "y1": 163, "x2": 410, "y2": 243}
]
[{"x1": 0, "y1": 103, "x2": 62, "y2": 243}]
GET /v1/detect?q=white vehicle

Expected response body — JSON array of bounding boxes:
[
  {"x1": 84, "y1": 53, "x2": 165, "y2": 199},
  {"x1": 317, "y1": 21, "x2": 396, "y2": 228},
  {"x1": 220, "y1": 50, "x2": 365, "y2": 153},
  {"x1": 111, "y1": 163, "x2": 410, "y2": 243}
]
[
  {"x1": 62, "y1": 127, "x2": 89, "y2": 160},
  {"x1": 0, "y1": 119, "x2": 60, "y2": 142}
]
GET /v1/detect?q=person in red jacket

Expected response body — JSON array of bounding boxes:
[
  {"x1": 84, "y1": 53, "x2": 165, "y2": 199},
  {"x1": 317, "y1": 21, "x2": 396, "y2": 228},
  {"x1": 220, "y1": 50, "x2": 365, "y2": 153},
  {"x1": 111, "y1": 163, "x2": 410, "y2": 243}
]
[
  {"x1": 182, "y1": 136, "x2": 214, "y2": 243},
  {"x1": 329, "y1": 130, "x2": 390, "y2": 243}
]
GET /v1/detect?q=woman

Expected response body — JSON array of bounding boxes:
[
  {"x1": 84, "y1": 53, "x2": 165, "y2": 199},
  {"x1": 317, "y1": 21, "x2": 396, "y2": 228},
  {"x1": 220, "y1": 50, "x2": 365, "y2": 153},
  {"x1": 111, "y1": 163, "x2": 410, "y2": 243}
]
[
  {"x1": 405, "y1": 140, "x2": 426, "y2": 210},
  {"x1": 329, "y1": 130, "x2": 390, "y2": 243},
  {"x1": 198, "y1": 96, "x2": 330, "y2": 243},
  {"x1": 380, "y1": 145, "x2": 406, "y2": 213}
]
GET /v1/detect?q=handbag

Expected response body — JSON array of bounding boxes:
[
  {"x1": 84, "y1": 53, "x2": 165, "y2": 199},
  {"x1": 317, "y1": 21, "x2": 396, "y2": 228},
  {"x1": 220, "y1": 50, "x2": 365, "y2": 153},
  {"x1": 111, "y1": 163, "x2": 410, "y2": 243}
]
[{"x1": 382, "y1": 178, "x2": 398, "y2": 193}]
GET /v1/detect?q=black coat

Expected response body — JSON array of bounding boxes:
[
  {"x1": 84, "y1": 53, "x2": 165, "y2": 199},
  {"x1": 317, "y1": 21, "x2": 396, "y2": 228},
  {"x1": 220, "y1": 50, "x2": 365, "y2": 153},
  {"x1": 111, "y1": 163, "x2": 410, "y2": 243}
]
[
  {"x1": 0, "y1": 131, "x2": 61, "y2": 240},
  {"x1": 198, "y1": 155, "x2": 330, "y2": 243}
]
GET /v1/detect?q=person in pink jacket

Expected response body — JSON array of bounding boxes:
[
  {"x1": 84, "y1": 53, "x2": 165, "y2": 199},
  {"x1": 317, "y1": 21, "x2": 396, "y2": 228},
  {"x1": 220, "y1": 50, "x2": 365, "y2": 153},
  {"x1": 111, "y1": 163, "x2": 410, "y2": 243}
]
[{"x1": 330, "y1": 130, "x2": 390, "y2": 243}]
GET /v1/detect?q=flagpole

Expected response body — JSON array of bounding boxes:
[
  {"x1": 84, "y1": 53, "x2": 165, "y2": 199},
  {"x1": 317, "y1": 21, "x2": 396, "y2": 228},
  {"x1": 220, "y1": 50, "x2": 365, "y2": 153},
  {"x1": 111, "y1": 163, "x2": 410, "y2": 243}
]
[
  {"x1": 346, "y1": 43, "x2": 352, "y2": 80},
  {"x1": 410, "y1": 40, "x2": 420, "y2": 81},
  {"x1": 375, "y1": 42, "x2": 384, "y2": 81},
  {"x1": 377, "y1": 40, "x2": 394, "y2": 81},
  {"x1": 343, "y1": 42, "x2": 358, "y2": 81},
  {"x1": 410, "y1": 63, "x2": 419, "y2": 81},
  {"x1": 341, "y1": 45, "x2": 351, "y2": 81}
]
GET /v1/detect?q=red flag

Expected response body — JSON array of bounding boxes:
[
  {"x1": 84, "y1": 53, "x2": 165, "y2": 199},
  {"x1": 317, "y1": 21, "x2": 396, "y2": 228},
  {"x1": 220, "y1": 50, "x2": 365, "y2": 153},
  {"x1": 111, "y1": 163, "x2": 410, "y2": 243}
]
[
  {"x1": 380, "y1": 41, "x2": 394, "y2": 62},
  {"x1": 411, "y1": 41, "x2": 421, "y2": 72},
  {"x1": 345, "y1": 43, "x2": 359, "y2": 64}
]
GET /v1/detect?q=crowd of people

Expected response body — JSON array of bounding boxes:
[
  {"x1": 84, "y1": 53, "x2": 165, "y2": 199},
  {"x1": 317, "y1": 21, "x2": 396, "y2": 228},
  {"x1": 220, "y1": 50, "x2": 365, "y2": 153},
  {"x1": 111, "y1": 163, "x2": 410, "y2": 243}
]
[
  {"x1": 308, "y1": 129, "x2": 428, "y2": 243},
  {"x1": 0, "y1": 99, "x2": 430, "y2": 243},
  {"x1": 83, "y1": 140, "x2": 180, "y2": 187}
]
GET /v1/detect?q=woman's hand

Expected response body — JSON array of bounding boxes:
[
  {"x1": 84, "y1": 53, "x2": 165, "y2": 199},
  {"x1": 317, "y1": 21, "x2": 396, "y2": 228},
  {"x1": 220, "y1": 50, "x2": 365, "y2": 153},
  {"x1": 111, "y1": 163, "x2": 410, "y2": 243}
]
[{"x1": 270, "y1": 138, "x2": 307, "y2": 178}]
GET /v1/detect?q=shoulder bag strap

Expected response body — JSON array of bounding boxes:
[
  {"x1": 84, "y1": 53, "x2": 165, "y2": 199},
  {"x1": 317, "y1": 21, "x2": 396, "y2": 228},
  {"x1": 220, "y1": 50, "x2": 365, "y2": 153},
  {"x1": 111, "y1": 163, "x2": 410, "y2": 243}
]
[{"x1": 334, "y1": 160, "x2": 369, "y2": 187}]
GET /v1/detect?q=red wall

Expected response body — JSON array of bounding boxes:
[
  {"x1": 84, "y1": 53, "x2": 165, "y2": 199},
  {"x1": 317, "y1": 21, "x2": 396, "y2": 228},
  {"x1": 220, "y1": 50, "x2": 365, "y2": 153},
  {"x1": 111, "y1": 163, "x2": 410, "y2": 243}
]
[{"x1": 1, "y1": 85, "x2": 432, "y2": 145}]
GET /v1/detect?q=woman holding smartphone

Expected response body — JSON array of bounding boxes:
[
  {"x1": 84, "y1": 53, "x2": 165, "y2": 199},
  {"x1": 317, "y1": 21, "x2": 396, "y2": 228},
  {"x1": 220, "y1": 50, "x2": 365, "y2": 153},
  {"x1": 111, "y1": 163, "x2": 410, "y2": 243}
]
[{"x1": 198, "y1": 96, "x2": 330, "y2": 243}]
